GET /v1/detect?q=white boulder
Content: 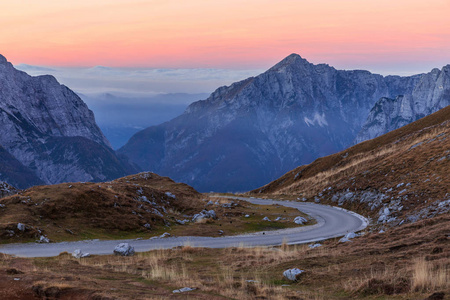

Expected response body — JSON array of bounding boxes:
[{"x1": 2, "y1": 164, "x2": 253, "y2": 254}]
[
  {"x1": 113, "y1": 243, "x2": 135, "y2": 256},
  {"x1": 17, "y1": 223, "x2": 26, "y2": 231},
  {"x1": 294, "y1": 216, "x2": 307, "y2": 224},
  {"x1": 283, "y1": 268, "x2": 304, "y2": 281},
  {"x1": 37, "y1": 235, "x2": 50, "y2": 243},
  {"x1": 339, "y1": 232, "x2": 357, "y2": 243},
  {"x1": 72, "y1": 249, "x2": 90, "y2": 258}
]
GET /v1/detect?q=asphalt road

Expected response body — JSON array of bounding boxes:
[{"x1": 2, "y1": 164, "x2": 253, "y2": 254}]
[{"x1": 0, "y1": 197, "x2": 368, "y2": 257}]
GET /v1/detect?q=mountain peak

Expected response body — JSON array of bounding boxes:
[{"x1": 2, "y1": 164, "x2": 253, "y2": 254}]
[
  {"x1": 269, "y1": 53, "x2": 311, "y2": 72},
  {"x1": 0, "y1": 54, "x2": 8, "y2": 65}
]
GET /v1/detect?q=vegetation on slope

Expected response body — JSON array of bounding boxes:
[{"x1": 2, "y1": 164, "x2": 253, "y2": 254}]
[
  {"x1": 252, "y1": 106, "x2": 450, "y2": 224},
  {"x1": 0, "y1": 173, "x2": 306, "y2": 243}
]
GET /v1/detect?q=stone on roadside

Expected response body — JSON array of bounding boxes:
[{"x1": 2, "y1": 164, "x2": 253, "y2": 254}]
[
  {"x1": 113, "y1": 243, "x2": 135, "y2": 256},
  {"x1": 72, "y1": 249, "x2": 90, "y2": 258},
  {"x1": 37, "y1": 235, "x2": 50, "y2": 243},
  {"x1": 294, "y1": 216, "x2": 307, "y2": 224},
  {"x1": 308, "y1": 243, "x2": 322, "y2": 249}
]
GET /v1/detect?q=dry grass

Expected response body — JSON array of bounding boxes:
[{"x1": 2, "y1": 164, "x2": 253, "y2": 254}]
[
  {"x1": 412, "y1": 257, "x2": 449, "y2": 292},
  {"x1": 0, "y1": 214, "x2": 447, "y2": 299}
]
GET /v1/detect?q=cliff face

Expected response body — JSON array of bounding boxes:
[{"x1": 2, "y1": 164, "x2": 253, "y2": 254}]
[
  {"x1": 0, "y1": 54, "x2": 136, "y2": 188},
  {"x1": 355, "y1": 66, "x2": 450, "y2": 143},
  {"x1": 119, "y1": 54, "x2": 421, "y2": 192}
]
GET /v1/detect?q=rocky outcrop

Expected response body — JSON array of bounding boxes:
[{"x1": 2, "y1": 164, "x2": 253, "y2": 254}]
[
  {"x1": 0, "y1": 181, "x2": 18, "y2": 198},
  {"x1": 119, "y1": 54, "x2": 420, "y2": 192},
  {"x1": 355, "y1": 66, "x2": 450, "y2": 143},
  {"x1": 0, "y1": 54, "x2": 136, "y2": 188}
]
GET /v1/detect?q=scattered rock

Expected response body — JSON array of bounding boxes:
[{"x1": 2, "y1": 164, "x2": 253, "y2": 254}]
[
  {"x1": 283, "y1": 268, "x2": 304, "y2": 281},
  {"x1": 176, "y1": 219, "x2": 189, "y2": 225},
  {"x1": 143, "y1": 223, "x2": 151, "y2": 229},
  {"x1": 113, "y1": 243, "x2": 135, "y2": 256},
  {"x1": 17, "y1": 223, "x2": 26, "y2": 232},
  {"x1": 173, "y1": 287, "x2": 196, "y2": 293},
  {"x1": 339, "y1": 232, "x2": 357, "y2": 243},
  {"x1": 72, "y1": 249, "x2": 90, "y2": 259},
  {"x1": 65, "y1": 229, "x2": 74, "y2": 235},
  {"x1": 262, "y1": 217, "x2": 271, "y2": 221},
  {"x1": 165, "y1": 192, "x2": 176, "y2": 199},
  {"x1": 218, "y1": 230, "x2": 224, "y2": 235},
  {"x1": 192, "y1": 210, "x2": 217, "y2": 222},
  {"x1": 222, "y1": 202, "x2": 236, "y2": 208},
  {"x1": 160, "y1": 232, "x2": 171, "y2": 238},
  {"x1": 294, "y1": 216, "x2": 307, "y2": 224},
  {"x1": 37, "y1": 235, "x2": 50, "y2": 243},
  {"x1": 244, "y1": 214, "x2": 250, "y2": 218},
  {"x1": 308, "y1": 243, "x2": 322, "y2": 249}
]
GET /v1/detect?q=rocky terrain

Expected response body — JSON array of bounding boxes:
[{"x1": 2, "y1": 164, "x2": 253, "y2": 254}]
[
  {"x1": 355, "y1": 65, "x2": 450, "y2": 143},
  {"x1": 119, "y1": 53, "x2": 448, "y2": 192},
  {"x1": 253, "y1": 106, "x2": 450, "y2": 228},
  {"x1": 0, "y1": 54, "x2": 136, "y2": 188},
  {"x1": 0, "y1": 181, "x2": 17, "y2": 199},
  {"x1": 0, "y1": 172, "x2": 304, "y2": 243}
]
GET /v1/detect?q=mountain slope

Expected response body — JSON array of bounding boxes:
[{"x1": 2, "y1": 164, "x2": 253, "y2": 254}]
[
  {"x1": 253, "y1": 106, "x2": 450, "y2": 226},
  {"x1": 356, "y1": 65, "x2": 450, "y2": 143},
  {"x1": 0, "y1": 54, "x2": 136, "y2": 188},
  {"x1": 119, "y1": 54, "x2": 422, "y2": 192}
]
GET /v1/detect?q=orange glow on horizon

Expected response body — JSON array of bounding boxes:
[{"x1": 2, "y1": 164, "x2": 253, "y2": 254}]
[{"x1": 1, "y1": 0, "x2": 449, "y2": 71}]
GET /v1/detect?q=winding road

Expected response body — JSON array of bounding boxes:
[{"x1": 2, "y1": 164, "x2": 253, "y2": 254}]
[{"x1": 0, "y1": 197, "x2": 368, "y2": 257}]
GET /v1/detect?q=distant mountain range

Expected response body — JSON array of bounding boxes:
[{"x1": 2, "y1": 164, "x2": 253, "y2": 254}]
[
  {"x1": 0, "y1": 54, "x2": 136, "y2": 188},
  {"x1": 355, "y1": 65, "x2": 450, "y2": 143},
  {"x1": 119, "y1": 53, "x2": 449, "y2": 192}
]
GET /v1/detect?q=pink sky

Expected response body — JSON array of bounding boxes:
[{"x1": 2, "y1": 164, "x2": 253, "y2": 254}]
[{"x1": 1, "y1": 0, "x2": 449, "y2": 72}]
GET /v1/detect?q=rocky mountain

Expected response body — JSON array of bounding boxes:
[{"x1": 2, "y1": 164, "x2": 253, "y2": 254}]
[
  {"x1": 355, "y1": 65, "x2": 450, "y2": 143},
  {"x1": 119, "y1": 54, "x2": 422, "y2": 192},
  {"x1": 0, "y1": 54, "x2": 136, "y2": 188},
  {"x1": 253, "y1": 106, "x2": 450, "y2": 226}
]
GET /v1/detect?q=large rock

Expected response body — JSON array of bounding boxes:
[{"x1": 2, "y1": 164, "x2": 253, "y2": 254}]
[
  {"x1": 293, "y1": 216, "x2": 307, "y2": 224},
  {"x1": 113, "y1": 243, "x2": 135, "y2": 256},
  {"x1": 283, "y1": 268, "x2": 304, "y2": 281},
  {"x1": 72, "y1": 249, "x2": 90, "y2": 259}
]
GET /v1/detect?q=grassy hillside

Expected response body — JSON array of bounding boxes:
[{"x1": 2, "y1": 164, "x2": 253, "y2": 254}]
[
  {"x1": 0, "y1": 172, "x2": 305, "y2": 243},
  {"x1": 252, "y1": 106, "x2": 450, "y2": 225}
]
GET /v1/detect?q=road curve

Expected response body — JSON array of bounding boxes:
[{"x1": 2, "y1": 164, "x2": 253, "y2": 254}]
[{"x1": 0, "y1": 197, "x2": 368, "y2": 258}]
